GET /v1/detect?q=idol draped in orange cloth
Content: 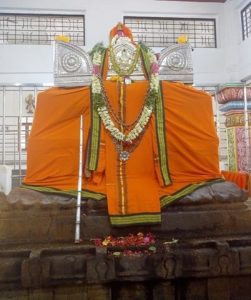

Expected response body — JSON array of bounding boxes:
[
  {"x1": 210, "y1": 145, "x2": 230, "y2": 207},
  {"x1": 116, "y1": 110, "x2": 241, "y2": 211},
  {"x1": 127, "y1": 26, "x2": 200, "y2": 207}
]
[
  {"x1": 23, "y1": 23, "x2": 223, "y2": 226},
  {"x1": 23, "y1": 80, "x2": 222, "y2": 226}
]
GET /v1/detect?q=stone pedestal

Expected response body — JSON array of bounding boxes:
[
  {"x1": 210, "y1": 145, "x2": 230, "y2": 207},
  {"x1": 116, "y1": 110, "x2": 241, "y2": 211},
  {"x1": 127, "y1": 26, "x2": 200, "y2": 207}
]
[{"x1": 0, "y1": 182, "x2": 251, "y2": 299}]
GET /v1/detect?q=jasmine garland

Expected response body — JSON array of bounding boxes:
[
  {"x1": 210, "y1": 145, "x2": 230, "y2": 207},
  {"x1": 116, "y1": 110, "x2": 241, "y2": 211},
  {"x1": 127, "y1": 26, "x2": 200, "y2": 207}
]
[{"x1": 91, "y1": 46, "x2": 160, "y2": 144}]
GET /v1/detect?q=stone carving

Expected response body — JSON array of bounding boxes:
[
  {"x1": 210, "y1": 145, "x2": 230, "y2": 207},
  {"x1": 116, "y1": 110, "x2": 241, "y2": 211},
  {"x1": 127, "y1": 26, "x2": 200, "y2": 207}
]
[
  {"x1": 87, "y1": 250, "x2": 115, "y2": 282},
  {"x1": 21, "y1": 257, "x2": 50, "y2": 288},
  {"x1": 165, "y1": 181, "x2": 248, "y2": 208},
  {"x1": 25, "y1": 94, "x2": 35, "y2": 114},
  {"x1": 163, "y1": 256, "x2": 176, "y2": 278},
  {"x1": 5, "y1": 187, "x2": 76, "y2": 210},
  {"x1": 209, "y1": 242, "x2": 240, "y2": 276},
  {"x1": 216, "y1": 85, "x2": 251, "y2": 104},
  {"x1": 5, "y1": 181, "x2": 247, "y2": 213}
]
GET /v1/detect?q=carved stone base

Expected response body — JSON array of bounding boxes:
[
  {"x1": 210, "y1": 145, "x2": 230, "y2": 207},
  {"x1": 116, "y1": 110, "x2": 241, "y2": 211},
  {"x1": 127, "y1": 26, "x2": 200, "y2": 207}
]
[
  {"x1": 0, "y1": 183, "x2": 251, "y2": 299},
  {"x1": 0, "y1": 182, "x2": 249, "y2": 245},
  {"x1": 1, "y1": 238, "x2": 251, "y2": 299}
]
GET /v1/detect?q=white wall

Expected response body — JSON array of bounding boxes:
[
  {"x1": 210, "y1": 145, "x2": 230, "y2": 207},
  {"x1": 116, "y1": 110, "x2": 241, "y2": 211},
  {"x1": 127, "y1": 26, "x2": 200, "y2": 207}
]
[
  {"x1": 236, "y1": 0, "x2": 251, "y2": 82},
  {"x1": 223, "y1": 0, "x2": 251, "y2": 83},
  {"x1": 0, "y1": 0, "x2": 250, "y2": 85}
]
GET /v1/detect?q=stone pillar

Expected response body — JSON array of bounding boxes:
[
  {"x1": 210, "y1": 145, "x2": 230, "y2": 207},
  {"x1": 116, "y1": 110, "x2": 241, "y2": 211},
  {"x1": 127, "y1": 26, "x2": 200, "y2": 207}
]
[{"x1": 217, "y1": 84, "x2": 251, "y2": 172}]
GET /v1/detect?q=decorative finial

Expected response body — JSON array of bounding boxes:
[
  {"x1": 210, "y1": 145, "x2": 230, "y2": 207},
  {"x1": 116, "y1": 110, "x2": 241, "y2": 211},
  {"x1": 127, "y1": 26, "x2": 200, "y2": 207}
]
[
  {"x1": 176, "y1": 35, "x2": 188, "y2": 44},
  {"x1": 109, "y1": 22, "x2": 134, "y2": 43},
  {"x1": 54, "y1": 35, "x2": 71, "y2": 43}
]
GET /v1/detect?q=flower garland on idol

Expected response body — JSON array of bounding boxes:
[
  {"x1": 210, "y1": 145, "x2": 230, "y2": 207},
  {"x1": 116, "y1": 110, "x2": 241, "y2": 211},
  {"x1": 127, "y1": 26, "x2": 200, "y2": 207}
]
[{"x1": 91, "y1": 46, "x2": 159, "y2": 161}]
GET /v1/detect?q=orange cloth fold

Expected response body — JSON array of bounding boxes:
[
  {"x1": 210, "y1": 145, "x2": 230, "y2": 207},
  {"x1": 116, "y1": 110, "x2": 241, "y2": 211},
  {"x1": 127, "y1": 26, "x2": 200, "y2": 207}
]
[
  {"x1": 221, "y1": 170, "x2": 249, "y2": 190},
  {"x1": 24, "y1": 81, "x2": 222, "y2": 223},
  {"x1": 159, "y1": 82, "x2": 221, "y2": 197},
  {"x1": 25, "y1": 87, "x2": 86, "y2": 189},
  {"x1": 101, "y1": 81, "x2": 160, "y2": 217}
]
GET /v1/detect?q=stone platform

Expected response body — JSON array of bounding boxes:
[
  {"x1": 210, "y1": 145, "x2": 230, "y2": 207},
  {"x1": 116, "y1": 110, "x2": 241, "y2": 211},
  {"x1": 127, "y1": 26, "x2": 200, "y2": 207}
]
[
  {"x1": 1, "y1": 182, "x2": 251, "y2": 299},
  {"x1": 1, "y1": 236, "x2": 251, "y2": 299}
]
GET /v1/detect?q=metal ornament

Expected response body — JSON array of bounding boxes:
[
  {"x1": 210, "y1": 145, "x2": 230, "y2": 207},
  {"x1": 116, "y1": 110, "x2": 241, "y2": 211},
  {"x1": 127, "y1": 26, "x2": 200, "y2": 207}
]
[
  {"x1": 62, "y1": 52, "x2": 82, "y2": 73},
  {"x1": 166, "y1": 52, "x2": 186, "y2": 71},
  {"x1": 53, "y1": 39, "x2": 194, "y2": 87},
  {"x1": 158, "y1": 43, "x2": 193, "y2": 84},
  {"x1": 107, "y1": 37, "x2": 145, "y2": 80},
  {"x1": 54, "y1": 41, "x2": 93, "y2": 87},
  {"x1": 120, "y1": 151, "x2": 130, "y2": 161}
]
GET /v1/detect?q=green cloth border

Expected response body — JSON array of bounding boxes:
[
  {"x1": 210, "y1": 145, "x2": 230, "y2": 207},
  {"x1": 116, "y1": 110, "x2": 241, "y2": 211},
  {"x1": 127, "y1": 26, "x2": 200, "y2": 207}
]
[
  {"x1": 88, "y1": 91, "x2": 101, "y2": 171},
  {"x1": 110, "y1": 213, "x2": 161, "y2": 226},
  {"x1": 139, "y1": 43, "x2": 151, "y2": 79},
  {"x1": 100, "y1": 48, "x2": 108, "y2": 79},
  {"x1": 160, "y1": 178, "x2": 224, "y2": 207},
  {"x1": 155, "y1": 81, "x2": 171, "y2": 186},
  {"x1": 21, "y1": 184, "x2": 106, "y2": 200},
  {"x1": 88, "y1": 46, "x2": 107, "y2": 171}
]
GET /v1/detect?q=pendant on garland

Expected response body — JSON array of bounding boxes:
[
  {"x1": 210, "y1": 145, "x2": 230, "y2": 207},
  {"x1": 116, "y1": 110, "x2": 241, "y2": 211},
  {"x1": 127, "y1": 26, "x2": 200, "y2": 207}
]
[{"x1": 120, "y1": 150, "x2": 130, "y2": 161}]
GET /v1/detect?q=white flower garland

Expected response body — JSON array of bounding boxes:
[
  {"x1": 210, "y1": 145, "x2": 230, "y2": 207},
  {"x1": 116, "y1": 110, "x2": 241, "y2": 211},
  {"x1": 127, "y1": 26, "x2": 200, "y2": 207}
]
[{"x1": 91, "y1": 47, "x2": 159, "y2": 144}]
